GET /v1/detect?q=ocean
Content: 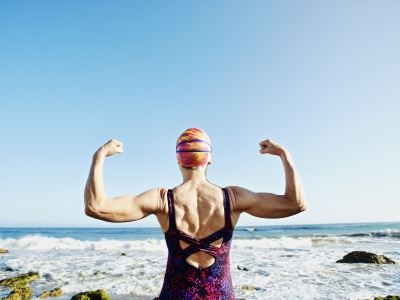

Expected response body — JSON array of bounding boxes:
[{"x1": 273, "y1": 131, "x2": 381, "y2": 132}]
[{"x1": 1, "y1": 222, "x2": 399, "y2": 300}]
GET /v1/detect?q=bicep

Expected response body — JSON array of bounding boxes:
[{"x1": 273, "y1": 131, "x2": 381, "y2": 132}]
[
  {"x1": 228, "y1": 186, "x2": 301, "y2": 219},
  {"x1": 89, "y1": 188, "x2": 167, "y2": 223}
]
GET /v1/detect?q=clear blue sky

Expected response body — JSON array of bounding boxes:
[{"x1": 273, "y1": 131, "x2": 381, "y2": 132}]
[{"x1": 1, "y1": 1, "x2": 399, "y2": 227}]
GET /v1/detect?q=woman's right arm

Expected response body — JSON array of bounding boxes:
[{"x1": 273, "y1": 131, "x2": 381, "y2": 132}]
[{"x1": 229, "y1": 139, "x2": 307, "y2": 219}]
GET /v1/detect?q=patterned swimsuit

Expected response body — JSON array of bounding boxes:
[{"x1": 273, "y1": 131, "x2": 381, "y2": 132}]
[{"x1": 159, "y1": 188, "x2": 235, "y2": 300}]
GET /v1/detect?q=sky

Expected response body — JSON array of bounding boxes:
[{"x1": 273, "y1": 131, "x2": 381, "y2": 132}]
[{"x1": 0, "y1": 1, "x2": 399, "y2": 228}]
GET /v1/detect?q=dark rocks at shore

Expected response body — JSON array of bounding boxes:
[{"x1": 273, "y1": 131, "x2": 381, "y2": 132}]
[
  {"x1": 93, "y1": 271, "x2": 107, "y2": 276},
  {"x1": 38, "y1": 291, "x2": 49, "y2": 298},
  {"x1": 70, "y1": 289, "x2": 111, "y2": 300},
  {"x1": 336, "y1": 251, "x2": 397, "y2": 264},
  {"x1": 1, "y1": 293, "x2": 21, "y2": 300},
  {"x1": 374, "y1": 296, "x2": 400, "y2": 300},
  {"x1": 0, "y1": 273, "x2": 40, "y2": 289},
  {"x1": 2, "y1": 287, "x2": 33, "y2": 300},
  {"x1": 49, "y1": 288, "x2": 62, "y2": 297},
  {"x1": 0, "y1": 267, "x2": 13, "y2": 272},
  {"x1": 0, "y1": 248, "x2": 9, "y2": 254}
]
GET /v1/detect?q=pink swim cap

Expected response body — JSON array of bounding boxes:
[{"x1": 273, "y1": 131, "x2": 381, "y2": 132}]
[{"x1": 176, "y1": 128, "x2": 212, "y2": 167}]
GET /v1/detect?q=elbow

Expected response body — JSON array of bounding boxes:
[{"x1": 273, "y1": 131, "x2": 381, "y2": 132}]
[
  {"x1": 296, "y1": 198, "x2": 307, "y2": 213},
  {"x1": 85, "y1": 204, "x2": 100, "y2": 218},
  {"x1": 298, "y1": 202, "x2": 307, "y2": 212},
  {"x1": 285, "y1": 196, "x2": 307, "y2": 215}
]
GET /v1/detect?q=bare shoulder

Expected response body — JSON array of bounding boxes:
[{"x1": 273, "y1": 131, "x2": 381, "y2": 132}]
[
  {"x1": 225, "y1": 186, "x2": 258, "y2": 212},
  {"x1": 140, "y1": 187, "x2": 169, "y2": 214}
]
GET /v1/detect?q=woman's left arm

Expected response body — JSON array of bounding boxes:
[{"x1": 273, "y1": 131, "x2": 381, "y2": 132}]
[{"x1": 84, "y1": 139, "x2": 166, "y2": 222}]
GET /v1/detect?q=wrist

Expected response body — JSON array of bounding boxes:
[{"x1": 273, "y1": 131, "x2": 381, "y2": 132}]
[
  {"x1": 93, "y1": 150, "x2": 106, "y2": 163},
  {"x1": 279, "y1": 148, "x2": 291, "y2": 160}
]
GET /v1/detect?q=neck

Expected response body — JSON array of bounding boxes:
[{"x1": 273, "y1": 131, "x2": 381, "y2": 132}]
[{"x1": 180, "y1": 165, "x2": 208, "y2": 184}]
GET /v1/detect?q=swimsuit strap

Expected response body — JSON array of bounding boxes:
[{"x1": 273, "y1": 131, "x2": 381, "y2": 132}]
[
  {"x1": 222, "y1": 188, "x2": 233, "y2": 232},
  {"x1": 167, "y1": 189, "x2": 177, "y2": 230}
]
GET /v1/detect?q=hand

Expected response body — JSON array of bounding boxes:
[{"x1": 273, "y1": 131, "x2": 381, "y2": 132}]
[
  {"x1": 259, "y1": 139, "x2": 287, "y2": 156},
  {"x1": 97, "y1": 139, "x2": 124, "y2": 158}
]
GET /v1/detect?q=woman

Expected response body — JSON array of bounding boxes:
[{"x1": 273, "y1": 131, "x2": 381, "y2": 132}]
[{"x1": 84, "y1": 128, "x2": 306, "y2": 300}]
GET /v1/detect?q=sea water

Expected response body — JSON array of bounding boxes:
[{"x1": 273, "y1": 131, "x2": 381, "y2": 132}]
[{"x1": 1, "y1": 223, "x2": 400, "y2": 300}]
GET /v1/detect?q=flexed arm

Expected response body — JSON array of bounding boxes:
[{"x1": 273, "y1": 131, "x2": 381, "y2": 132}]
[
  {"x1": 84, "y1": 139, "x2": 166, "y2": 223},
  {"x1": 229, "y1": 140, "x2": 306, "y2": 220}
]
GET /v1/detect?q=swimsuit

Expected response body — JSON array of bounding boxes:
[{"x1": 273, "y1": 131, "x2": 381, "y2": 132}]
[{"x1": 159, "y1": 188, "x2": 235, "y2": 300}]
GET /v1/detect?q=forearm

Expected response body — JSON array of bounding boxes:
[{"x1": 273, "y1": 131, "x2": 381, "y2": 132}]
[
  {"x1": 280, "y1": 151, "x2": 306, "y2": 211},
  {"x1": 84, "y1": 151, "x2": 108, "y2": 213}
]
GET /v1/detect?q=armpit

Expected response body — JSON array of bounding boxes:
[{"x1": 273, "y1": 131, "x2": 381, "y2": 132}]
[{"x1": 157, "y1": 188, "x2": 170, "y2": 233}]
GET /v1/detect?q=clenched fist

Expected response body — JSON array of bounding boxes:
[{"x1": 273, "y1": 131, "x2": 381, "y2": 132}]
[
  {"x1": 96, "y1": 139, "x2": 124, "y2": 158},
  {"x1": 259, "y1": 139, "x2": 287, "y2": 156}
]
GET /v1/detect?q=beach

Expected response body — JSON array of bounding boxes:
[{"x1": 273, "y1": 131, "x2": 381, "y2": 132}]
[{"x1": 1, "y1": 223, "x2": 400, "y2": 300}]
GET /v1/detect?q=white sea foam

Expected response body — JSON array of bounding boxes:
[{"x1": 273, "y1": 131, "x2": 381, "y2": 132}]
[
  {"x1": 2, "y1": 227, "x2": 400, "y2": 252},
  {"x1": 0, "y1": 235, "x2": 350, "y2": 252},
  {"x1": 1, "y1": 233, "x2": 400, "y2": 300},
  {"x1": 0, "y1": 236, "x2": 167, "y2": 251}
]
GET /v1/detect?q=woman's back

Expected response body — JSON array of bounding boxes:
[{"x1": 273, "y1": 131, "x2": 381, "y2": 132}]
[{"x1": 170, "y1": 182, "x2": 229, "y2": 268}]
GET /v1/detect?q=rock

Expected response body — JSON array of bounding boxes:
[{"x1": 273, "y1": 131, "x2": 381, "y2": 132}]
[
  {"x1": 121, "y1": 253, "x2": 127, "y2": 256},
  {"x1": 241, "y1": 285, "x2": 255, "y2": 290},
  {"x1": 374, "y1": 296, "x2": 400, "y2": 300},
  {"x1": 0, "y1": 248, "x2": 9, "y2": 254},
  {"x1": 0, "y1": 273, "x2": 40, "y2": 289},
  {"x1": 237, "y1": 266, "x2": 249, "y2": 271},
  {"x1": 1, "y1": 293, "x2": 22, "y2": 300},
  {"x1": 38, "y1": 291, "x2": 49, "y2": 298},
  {"x1": 336, "y1": 251, "x2": 397, "y2": 264},
  {"x1": 3, "y1": 287, "x2": 33, "y2": 299},
  {"x1": 49, "y1": 288, "x2": 62, "y2": 297},
  {"x1": 70, "y1": 289, "x2": 111, "y2": 300},
  {"x1": 93, "y1": 271, "x2": 106, "y2": 276}
]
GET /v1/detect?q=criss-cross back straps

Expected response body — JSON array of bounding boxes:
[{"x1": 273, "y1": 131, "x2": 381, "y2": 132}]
[{"x1": 167, "y1": 187, "x2": 233, "y2": 258}]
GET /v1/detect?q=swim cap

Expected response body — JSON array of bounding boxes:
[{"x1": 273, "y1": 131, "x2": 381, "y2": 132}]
[{"x1": 176, "y1": 128, "x2": 212, "y2": 167}]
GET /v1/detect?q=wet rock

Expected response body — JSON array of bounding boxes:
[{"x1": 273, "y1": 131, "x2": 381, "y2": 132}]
[
  {"x1": 49, "y1": 288, "x2": 62, "y2": 297},
  {"x1": 0, "y1": 273, "x2": 40, "y2": 289},
  {"x1": 336, "y1": 251, "x2": 397, "y2": 264},
  {"x1": 38, "y1": 291, "x2": 49, "y2": 298},
  {"x1": 0, "y1": 249, "x2": 9, "y2": 254},
  {"x1": 241, "y1": 285, "x2": 255, "y2": 290},
  {"x1": 93, "y1": 271, "x2": 106, "y2": 276},
  {"x1": 121, "y1": 253, "x2": 127, "y2": 256},
  {"x1": 374, "y1": 296, "x2": 400, "y2": 300},
  {"x1": 3, "y1": 287, "x2": 33, "y2": 299},
  {"x1": 70, "y1": 289, "x2": 111, "y2": 300},
  {"x1": 1, "y1": 293, "x2": 22, "y2": 300},
  {"x1": 237, "y1": 266, "x2": 249, "y2": 271}
]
